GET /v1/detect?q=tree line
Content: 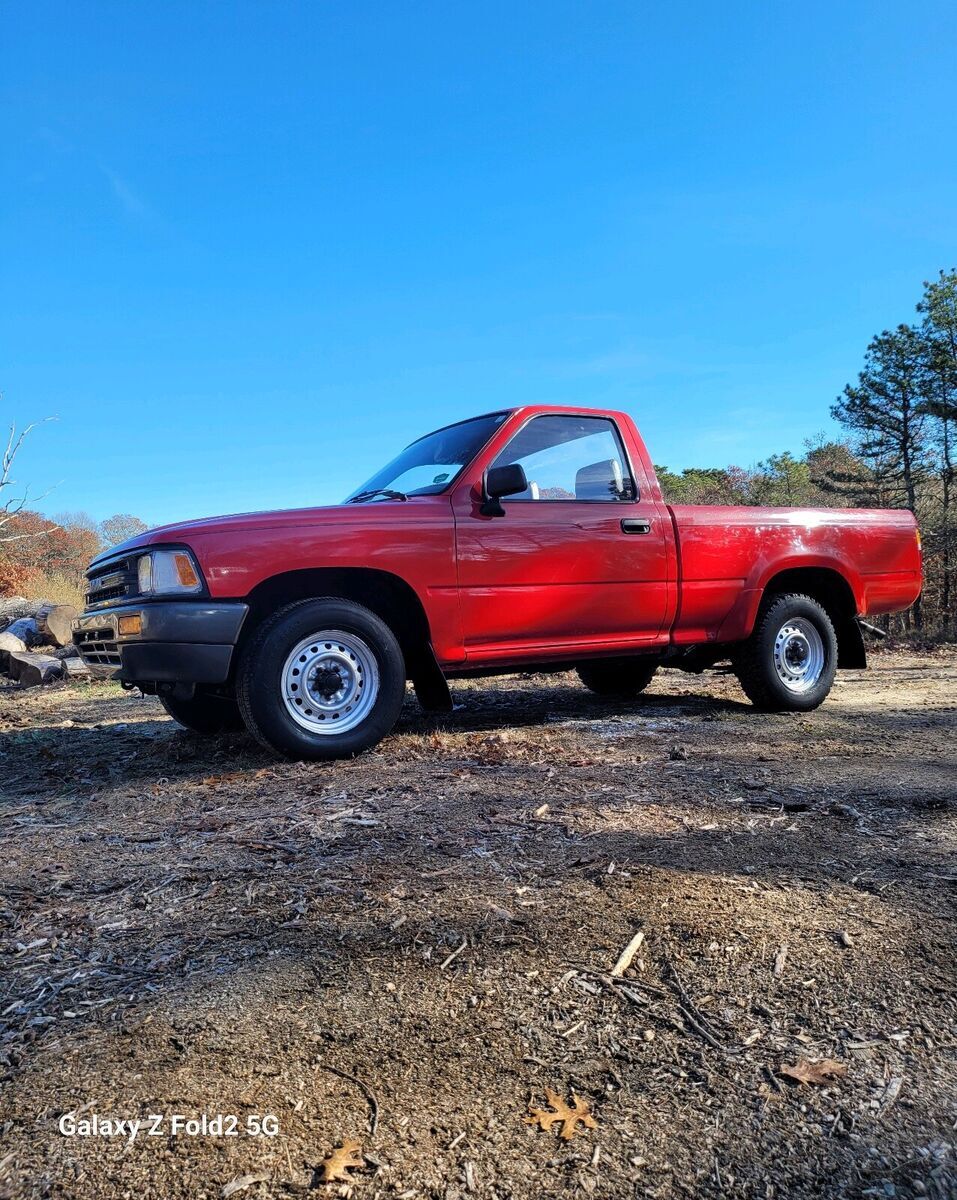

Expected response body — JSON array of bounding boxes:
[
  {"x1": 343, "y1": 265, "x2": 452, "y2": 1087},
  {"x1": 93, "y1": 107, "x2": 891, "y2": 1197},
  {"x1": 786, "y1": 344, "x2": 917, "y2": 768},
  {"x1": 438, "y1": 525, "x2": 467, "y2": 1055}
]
[
  {"x1": 657, "y1": 269, "x2": 957, "y2": 634},
  {"x1": 0, "y1": 503, "x2": 147, "y2": 603}
]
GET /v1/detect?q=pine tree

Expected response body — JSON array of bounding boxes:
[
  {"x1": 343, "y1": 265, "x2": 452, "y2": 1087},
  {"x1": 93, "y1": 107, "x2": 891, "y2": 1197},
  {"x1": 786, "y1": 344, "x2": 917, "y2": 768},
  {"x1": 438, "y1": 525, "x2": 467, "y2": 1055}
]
[
  {"x1": 805, "y1": 438, "x2": 874, "y2": 507},
  {"x1": 830, "y1": 324, "x2": 933, "y2": 627},
  {"x1": 917, "y1": 270, "x2": 957, "y2": 628},
  {"x1": 830, "y1": 324, "x2": 932, "y2": 511}
]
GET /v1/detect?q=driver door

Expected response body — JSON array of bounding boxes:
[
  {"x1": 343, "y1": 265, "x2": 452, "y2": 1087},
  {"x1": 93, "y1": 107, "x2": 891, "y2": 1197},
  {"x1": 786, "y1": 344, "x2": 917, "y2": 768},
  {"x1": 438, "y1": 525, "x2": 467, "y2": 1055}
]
[{"x1": 451, "y1": 413, "x2": 673, "y2": 663}]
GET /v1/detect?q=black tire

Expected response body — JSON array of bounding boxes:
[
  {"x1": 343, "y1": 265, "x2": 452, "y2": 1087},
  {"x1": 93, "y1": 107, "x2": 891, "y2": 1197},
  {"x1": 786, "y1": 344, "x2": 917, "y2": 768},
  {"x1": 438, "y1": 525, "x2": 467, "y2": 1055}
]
[
  {"x1": 160, "y1": 688, "x2": 245, "y2": 734},
  {"x1": 733, "y1": 593, "x2": 838, "y2": 712},
  {"x1": 577, "y1": 657, "x2": 659, "y2": 698},
  {"x1": 235, "y1": 597, "x2": 406, "y2": 760}
]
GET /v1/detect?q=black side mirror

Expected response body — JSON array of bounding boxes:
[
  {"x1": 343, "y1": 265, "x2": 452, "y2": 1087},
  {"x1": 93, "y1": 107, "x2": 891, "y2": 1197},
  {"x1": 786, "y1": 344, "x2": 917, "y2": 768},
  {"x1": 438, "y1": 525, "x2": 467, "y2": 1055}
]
[{"x1": 481, "y1": 463, "x2": 528, "y2": 517}]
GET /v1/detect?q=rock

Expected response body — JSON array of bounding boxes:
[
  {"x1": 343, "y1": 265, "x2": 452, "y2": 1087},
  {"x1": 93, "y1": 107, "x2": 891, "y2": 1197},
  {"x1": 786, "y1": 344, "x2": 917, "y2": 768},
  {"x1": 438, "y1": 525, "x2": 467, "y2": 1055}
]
[{"x1": 7, "y1": 651, "x2": 65, "y2": 687}]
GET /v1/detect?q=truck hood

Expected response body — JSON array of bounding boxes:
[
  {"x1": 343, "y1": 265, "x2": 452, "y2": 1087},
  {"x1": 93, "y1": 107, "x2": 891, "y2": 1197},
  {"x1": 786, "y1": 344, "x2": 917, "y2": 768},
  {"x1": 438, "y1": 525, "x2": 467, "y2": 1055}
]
[{"x1": 90, "y1": 500, "x2": 437, "y2": 567}]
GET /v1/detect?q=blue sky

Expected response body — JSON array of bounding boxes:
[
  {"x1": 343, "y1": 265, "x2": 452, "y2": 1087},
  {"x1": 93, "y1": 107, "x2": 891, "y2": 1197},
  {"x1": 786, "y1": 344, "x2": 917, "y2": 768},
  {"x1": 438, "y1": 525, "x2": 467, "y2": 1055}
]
[{"x1": 2, "y1": 1, "x2": 955, "y2": 525}]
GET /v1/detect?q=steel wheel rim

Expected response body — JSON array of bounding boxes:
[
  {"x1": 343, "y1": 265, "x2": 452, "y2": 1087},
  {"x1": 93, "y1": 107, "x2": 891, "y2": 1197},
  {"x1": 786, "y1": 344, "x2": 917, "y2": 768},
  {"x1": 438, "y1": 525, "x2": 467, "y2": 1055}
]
[
  {"x1": 281, "y1": 629, "x2": 379, "y2": 734},
  {"x1": 772, "y1": 617, "x2": 825, "y2": 693}
]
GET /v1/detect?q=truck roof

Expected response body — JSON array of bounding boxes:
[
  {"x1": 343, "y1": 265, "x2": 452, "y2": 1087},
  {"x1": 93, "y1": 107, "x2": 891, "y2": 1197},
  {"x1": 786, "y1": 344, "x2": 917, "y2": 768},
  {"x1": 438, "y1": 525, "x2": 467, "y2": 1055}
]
[{"x1": 408, "y1": 404, "x2": 632, "y2": 447}]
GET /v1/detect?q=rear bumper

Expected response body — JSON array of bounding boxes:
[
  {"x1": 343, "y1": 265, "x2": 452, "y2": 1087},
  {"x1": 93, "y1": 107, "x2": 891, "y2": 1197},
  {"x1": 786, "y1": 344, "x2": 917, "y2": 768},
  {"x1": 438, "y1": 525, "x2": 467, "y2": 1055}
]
[{"x1": 72, "y1": 601, "x2": 249, "y2": 684}]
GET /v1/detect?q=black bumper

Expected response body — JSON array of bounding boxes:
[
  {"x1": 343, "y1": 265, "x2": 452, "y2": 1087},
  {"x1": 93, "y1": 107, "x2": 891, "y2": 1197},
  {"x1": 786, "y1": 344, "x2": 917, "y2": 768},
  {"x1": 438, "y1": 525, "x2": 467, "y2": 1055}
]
[{"x1": 72, "y1": 601, "x2": 249, "y2": 685}]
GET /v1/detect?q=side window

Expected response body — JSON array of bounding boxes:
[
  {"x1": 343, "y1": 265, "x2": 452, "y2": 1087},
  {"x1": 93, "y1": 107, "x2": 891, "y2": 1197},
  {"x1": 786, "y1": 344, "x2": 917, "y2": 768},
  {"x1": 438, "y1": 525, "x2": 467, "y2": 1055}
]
[{"x1": 491, "y1": 415, "x2": 637, "y2": 502}]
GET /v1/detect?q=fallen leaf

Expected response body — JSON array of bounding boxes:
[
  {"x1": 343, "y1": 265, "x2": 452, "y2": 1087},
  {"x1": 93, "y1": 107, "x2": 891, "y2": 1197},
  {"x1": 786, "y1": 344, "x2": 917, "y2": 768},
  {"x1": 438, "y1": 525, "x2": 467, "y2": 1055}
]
[
  {"x1": 525, "y1": 1088, "x2": 597, "y2": 1140},
  {"x1": 779, "y1": 1058, "x2": 847, "y2": 1086},
  {"x1": 319, "y1": 1139, "x2": 364, "y2": 1183}
]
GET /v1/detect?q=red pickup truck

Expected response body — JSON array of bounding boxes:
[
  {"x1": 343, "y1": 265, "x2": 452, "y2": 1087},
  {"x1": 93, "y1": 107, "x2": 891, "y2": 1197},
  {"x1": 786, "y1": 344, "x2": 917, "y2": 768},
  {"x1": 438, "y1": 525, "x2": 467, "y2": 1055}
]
[{"x1": 74, "y1": 406, "x2": 922, "y2": 759}]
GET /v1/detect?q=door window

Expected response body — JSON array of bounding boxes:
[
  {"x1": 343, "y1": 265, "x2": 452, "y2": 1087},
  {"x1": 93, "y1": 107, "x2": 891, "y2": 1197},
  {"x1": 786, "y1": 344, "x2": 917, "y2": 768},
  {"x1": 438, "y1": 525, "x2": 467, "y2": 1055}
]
[{"x1": 490, "y1": 414, "x2": 637, "y2": 501}]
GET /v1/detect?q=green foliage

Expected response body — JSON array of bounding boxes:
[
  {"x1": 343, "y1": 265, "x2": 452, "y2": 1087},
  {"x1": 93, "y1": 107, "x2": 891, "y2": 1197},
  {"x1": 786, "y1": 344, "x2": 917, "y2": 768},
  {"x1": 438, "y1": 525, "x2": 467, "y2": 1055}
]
[
  {"x1": 656, "y1": 445, "x2": 867, "y2": 510},
  {"x1": 749, "y1": 453, "x2": 814, "y2": 505},
  {"x1": 654, "y1": 465, "x2": 749, "y2": 505},
  {"x1": 806, "y1": 440, "x2": 875, "y2": 508}
]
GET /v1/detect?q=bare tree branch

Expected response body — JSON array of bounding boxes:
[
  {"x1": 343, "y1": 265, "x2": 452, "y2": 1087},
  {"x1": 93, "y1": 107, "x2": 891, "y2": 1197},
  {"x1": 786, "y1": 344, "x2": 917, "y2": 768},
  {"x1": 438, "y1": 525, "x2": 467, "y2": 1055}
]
[{"x1": 0, "y1": 416, "x2": 58, "y2": 544}]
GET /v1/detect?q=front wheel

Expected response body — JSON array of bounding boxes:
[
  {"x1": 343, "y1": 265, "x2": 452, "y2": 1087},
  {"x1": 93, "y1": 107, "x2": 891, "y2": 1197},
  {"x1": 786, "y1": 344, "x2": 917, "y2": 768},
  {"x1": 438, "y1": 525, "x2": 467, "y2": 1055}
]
[
  {"x1": 733, "y1": 593, "x2": 838, "y2": 712},
  {"x1": 236, "y1": 598, "x2": 407, "y2": 759}
]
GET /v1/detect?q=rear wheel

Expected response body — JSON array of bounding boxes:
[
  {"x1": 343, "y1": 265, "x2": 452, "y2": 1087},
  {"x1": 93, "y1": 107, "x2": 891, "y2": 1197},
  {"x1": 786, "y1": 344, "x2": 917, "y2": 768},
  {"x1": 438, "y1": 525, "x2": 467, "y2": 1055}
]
[
  {"x1": 577, "y1": 657, "x2": 659, "y2": 698},
  {"x1": 733, "y1": 593, "x2": 837, "y2": 712},
  {"x1": 161, "y1": 687, "x2": 245, "y2": 734},
  {"x1": 236, "y1": 597, "x2": 406, "y2": 759}
]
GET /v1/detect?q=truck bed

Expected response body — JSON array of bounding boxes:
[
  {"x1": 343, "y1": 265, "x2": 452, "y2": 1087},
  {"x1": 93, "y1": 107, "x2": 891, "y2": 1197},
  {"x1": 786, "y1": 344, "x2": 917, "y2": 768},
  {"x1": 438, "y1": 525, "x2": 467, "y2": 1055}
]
[{"x1": 668, "y1": 503, "x2": 922, "y2": 645}]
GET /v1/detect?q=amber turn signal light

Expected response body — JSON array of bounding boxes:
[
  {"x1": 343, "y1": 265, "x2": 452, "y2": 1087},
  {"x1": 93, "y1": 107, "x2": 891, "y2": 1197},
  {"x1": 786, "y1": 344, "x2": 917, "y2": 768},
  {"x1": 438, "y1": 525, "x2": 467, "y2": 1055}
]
[
  {"x1": 117, "y1": 615, "x2": 142, "y2": 637},
  {"x1": 173, "y1": 553, "x2": 200, "y2": 588}
]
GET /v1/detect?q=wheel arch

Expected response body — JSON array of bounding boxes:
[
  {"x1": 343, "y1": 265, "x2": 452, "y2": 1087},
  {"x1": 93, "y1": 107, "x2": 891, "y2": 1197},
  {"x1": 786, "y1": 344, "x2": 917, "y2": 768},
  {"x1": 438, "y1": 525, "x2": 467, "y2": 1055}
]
[
  {"x1": 758, "y1": 565, "x2": 865, "y2": 669},
  {"x1": 238, "y1": 567, "x2": 452, "y2": 710}
]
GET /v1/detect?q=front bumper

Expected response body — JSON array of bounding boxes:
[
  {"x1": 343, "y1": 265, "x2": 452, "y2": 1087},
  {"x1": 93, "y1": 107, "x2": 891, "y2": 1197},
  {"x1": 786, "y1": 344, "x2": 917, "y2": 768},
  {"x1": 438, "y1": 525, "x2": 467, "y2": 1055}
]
[{"x1": 72, "y1": 601, "x2": 249, "y2": 684}]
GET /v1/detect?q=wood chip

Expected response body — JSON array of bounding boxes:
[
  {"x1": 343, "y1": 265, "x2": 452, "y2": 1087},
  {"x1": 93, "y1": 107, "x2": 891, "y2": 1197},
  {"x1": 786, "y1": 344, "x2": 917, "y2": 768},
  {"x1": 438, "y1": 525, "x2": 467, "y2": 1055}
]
[
  {"x1": 440, "y1": 940, "x2": 468, "y2": 970},
  {"x1": 221, "y1": 1172, "x2": 269, "y2": 1198},
  {"x1": 610, "y1": 930, "x2": 645, "y2": 978},
  {"x1": 879, "y1": 1074, "x2": 904, "y2": 1116}
]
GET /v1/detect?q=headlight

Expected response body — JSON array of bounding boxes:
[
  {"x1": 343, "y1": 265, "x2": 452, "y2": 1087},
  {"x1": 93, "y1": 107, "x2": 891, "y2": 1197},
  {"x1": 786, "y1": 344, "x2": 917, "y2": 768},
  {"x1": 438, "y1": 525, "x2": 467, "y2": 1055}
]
[{"x1": 137, "y1": 549, "x2": 204, "y2": 595}]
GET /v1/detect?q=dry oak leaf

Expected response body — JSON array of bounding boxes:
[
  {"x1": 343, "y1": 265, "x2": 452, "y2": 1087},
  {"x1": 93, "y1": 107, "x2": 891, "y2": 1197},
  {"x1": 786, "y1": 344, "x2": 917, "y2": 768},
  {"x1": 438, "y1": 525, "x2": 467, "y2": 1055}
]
[
  {"x1": 779, "y1": 1058, "x2": 848, "y2": 1087},
  {"x1": 319, "y1": 1139, "x2": 365, "y2": 1184},
  {"x1": 525, "y1": 1088, "x2": 597, "y2": 1140}
]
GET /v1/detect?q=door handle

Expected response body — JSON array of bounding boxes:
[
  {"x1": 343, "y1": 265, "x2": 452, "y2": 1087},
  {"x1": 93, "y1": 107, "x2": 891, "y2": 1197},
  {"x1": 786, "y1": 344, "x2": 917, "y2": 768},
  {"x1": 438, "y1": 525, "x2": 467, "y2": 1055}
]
[{"x1": 621, "y1": 518, "x2": 652, "y2": 535}]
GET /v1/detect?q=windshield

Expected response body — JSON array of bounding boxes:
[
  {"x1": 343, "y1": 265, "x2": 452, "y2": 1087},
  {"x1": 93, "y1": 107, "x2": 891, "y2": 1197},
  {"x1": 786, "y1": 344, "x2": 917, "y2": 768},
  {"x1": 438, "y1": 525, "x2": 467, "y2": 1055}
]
[{"x1": 344, "y1": 411, "x2": 509, "y2": 501}]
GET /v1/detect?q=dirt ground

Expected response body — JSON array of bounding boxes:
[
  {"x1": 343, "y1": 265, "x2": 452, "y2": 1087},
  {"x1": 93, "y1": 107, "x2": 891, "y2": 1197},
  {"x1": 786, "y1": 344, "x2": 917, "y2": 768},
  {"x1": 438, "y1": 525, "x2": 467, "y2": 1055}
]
[{"x1": 1, "y1": 649, "x2": 955, "y2": 1200}]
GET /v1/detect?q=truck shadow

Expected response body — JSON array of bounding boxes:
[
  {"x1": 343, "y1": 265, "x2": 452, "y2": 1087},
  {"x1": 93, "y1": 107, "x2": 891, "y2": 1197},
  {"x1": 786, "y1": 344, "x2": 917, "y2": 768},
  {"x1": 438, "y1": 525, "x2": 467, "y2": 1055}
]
[
  {"x1": 435, "y1": 678, "x2": 754, "y2": 733},
  {"x1": 0, "y1": 681, "x2": 753, "y2": 802}
]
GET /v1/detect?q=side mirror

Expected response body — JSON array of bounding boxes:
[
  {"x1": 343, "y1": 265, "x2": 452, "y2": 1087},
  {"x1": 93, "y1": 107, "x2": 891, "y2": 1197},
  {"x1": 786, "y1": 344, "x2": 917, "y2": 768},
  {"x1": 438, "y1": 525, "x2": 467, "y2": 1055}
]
[{"x1": 481, "y1": 463, "x2": 528, "y2": 517}]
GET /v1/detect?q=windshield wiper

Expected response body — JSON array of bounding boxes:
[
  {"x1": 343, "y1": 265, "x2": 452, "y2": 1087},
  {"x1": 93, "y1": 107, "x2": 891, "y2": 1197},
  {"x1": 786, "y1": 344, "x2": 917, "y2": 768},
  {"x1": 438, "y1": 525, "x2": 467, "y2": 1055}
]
[{"x1": 346, "y1": 488, "x2": 409, "y2": 504}]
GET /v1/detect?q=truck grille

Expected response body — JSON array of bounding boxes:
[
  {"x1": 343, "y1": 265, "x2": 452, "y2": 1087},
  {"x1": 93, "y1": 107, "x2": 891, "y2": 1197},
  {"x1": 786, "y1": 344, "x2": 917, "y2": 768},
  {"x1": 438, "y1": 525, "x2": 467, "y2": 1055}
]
[
  {"x1": 74, "y1": 627, "x2": 122, "y2": 668},
  {"x1": 85, "y1": 554, "x2": 140, "y2": 608}
]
